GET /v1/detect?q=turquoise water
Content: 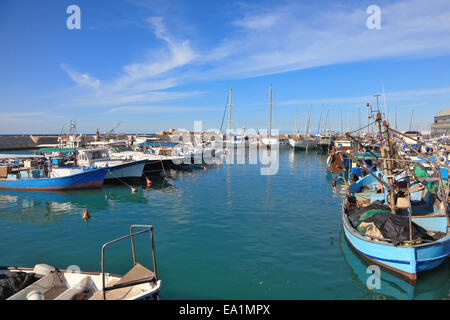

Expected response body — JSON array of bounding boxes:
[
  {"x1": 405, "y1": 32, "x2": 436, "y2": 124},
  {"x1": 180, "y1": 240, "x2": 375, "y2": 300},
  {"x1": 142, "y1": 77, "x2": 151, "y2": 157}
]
[{"x1": 0, "y1": 150, "x2": 448, "y2": 299}]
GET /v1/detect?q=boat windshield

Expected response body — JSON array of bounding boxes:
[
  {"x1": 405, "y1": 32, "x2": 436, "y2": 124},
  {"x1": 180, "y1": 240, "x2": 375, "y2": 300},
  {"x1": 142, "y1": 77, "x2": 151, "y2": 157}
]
[
  {"x1": 110, "y1": 145, "x2": 133, "y2": 153},
  {"x1": 87, "y1": 150, "x2": 109, "y2": 160}
]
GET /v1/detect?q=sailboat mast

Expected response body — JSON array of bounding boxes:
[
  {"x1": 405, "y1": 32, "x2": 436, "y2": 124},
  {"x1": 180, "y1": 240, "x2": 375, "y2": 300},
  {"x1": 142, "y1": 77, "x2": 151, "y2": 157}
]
[
  {"x1": 317, "y1": 104, "x2": 323, "y2": 134},
  {"x1": 358, "y1": 108, "x2": 361, "y2": 134},
  {"x1": 409, "y1": 110, "x2": 415, "y2": 131},
  {"x1": 269, "y1": 84, "x2": 272, "y2": 137},
  {"x1": 324, "y1": 109, "x2": 329, "y2": 135},
  {"x1": 306, "y1": 104, "x2": 312, "y2": 136},
  {"x1": 394, "y1": 104, "x2": 398, "y2": 130},
  {"x1": 295, "y1": 110, "x2": 299, "y2": 134},
  {"x1": 228, "y1": 88, "x2": 232, "y2": 132}
]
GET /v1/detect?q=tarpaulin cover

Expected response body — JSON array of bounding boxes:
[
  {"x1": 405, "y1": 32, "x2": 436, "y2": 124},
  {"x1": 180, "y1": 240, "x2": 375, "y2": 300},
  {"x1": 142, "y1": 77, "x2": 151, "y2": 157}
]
[
  {"x1": 0, "y1": 271, "x2": 38, "y2": 300},
  {"x1": 347, "y1": 200, "x2": 433, "y2": 246},
  {"x1": 414, "y1": 165, "x2": 430, "y2": 178}
]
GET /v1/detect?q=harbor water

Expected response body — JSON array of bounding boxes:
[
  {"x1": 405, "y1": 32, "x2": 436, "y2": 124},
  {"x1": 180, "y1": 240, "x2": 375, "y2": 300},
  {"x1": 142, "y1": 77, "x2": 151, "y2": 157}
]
[{"x1": 0, "y1": 149, "x2": 448, "y2": 299}]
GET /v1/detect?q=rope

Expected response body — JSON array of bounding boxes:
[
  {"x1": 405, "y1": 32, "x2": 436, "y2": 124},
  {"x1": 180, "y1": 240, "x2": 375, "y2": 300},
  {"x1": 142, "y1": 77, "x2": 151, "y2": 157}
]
[
  {"x1": 107, "y1": 168, "x2": 135, "y2": 189},
  {"x1": 347, "y1": 120, "x2": 377, "y2": 134}
]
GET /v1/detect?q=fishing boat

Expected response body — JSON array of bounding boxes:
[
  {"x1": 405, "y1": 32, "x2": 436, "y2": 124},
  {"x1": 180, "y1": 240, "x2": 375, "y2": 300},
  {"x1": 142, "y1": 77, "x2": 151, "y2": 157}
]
[
  {"x1": 1, "y1": 225, "x2": 161, "y2": 300},
  {"x1": 289, "y1": 136, "x2": 317, "y2": 150},
  {"x1": 317, "y1": 135, "x2": 333, "y2": 153},
  {"x1": 0, "y1": 166, "x2": 107, "y2": 191},
  {"x1": 339, "y1": 231, "x2": 449, "y2": 299},
  {"x1": 76, "y1": 149, "x2": 146, "y2": 181},
  {"x1": 341, "y1": 115, "x2": 449, "y2": 281}
]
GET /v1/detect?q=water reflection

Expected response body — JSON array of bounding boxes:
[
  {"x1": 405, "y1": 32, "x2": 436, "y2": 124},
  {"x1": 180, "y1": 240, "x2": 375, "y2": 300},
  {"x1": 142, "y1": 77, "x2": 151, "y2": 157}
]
[
  {"x1": 0, "y1": 189, "x2": 111, "y2": 224},
  {"x1": 340, "y1": 231, "x2": 449, "y2": 300}
]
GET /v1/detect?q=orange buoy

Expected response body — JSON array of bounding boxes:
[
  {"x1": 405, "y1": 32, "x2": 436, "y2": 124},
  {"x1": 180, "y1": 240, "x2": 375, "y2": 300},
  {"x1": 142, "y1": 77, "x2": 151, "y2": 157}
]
[
  {"x1": 82, "y1": 208, "x2": 91, "y2": 220},
  {"x1": 131, "y1": 187, "x2": 137, "y2": 193},
  {"x1": 203, "y1": 166, "x2": 207, "y2": 171},
  {"x1": 146, "y1": 178, "x2": 152, "y2": 187}
]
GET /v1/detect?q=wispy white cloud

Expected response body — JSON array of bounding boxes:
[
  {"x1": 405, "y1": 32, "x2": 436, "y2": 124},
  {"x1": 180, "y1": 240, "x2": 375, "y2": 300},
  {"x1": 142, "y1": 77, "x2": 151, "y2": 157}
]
[
  {"x1": 60, "y1": 0, "x2": 450, "y2": 114},
  {"x1": 202, "y1": 0, "x2": 450, "y2": 79},
  {"x1": 61, "y1": 16, "x2": 198, "y2": 108},
  {"x1": 61, "y1": 64, "x2": 100, "y2": 89}
]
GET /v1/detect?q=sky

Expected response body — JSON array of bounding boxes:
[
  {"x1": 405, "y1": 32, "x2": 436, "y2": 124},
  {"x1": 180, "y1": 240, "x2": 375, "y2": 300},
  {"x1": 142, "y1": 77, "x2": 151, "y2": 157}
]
[{"x1": 1, "y1": 0, "x2": 450, "y2": 134}]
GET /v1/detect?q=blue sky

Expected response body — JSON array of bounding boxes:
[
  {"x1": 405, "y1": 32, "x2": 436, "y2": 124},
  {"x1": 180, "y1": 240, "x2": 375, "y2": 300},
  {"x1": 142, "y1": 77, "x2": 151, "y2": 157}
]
[{"x1": 1, "y1": 0, "x2": 450, "y2": 134}]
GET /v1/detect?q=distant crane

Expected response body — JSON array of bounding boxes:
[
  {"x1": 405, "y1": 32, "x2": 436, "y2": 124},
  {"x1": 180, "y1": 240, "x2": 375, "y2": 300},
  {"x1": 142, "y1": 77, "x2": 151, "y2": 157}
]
[{"x1": 107, "y1": 122, "x2": 122, "y2": 135}]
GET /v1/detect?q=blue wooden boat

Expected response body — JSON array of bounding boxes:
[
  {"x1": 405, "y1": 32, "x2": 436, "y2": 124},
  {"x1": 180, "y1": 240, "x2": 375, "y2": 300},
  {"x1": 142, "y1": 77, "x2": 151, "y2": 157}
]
[
  {"x1": 340, "y1": 231, "x2": 449, "y2": 299},
  {"x1": 342, "y1": 172, "x2": 450, "y2": 281},
  {"x1": 0, "y1": 167, "x2": 107, "y2": 191}
]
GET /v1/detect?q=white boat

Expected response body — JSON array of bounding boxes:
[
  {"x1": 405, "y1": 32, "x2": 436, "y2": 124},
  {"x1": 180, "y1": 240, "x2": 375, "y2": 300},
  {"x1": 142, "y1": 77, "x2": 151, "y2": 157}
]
[
  {"x1": 261, "y1": 137, "x2": 279, "y2": 148},
  {"x1": 289, "y1": 137, "x2": 317, "y2": 150},
  {"x1": 333, "y1": 140, "x2": 352, "y2": 148},
  {"x1": 1, "y1": 225, "x2": 161, "y2": 300},
  {"x1": 76, "y1": 148, "x2": 146, "y2": 180}
]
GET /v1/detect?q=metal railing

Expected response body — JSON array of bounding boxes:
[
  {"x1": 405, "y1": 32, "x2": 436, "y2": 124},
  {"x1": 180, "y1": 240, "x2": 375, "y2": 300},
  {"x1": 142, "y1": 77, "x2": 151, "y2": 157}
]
[{"x1": 100, "y1": 225, "x2": 157, "y2": 300}]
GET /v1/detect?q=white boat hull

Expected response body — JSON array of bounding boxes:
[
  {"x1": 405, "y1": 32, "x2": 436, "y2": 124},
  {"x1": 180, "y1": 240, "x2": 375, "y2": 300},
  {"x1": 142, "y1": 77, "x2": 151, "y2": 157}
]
[
  {"x1": 105, "y1": 161, "x2": 146, "y2": 180},
  {"x1": 289, "y1": 139, "x2": 317, "y2": 150}
]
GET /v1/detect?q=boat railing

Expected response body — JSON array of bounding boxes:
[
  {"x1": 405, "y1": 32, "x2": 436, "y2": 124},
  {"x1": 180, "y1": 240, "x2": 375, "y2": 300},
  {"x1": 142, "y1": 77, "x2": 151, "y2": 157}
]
[{"x1": 100, "y1": 225, "x2": 157, "y2": 300}]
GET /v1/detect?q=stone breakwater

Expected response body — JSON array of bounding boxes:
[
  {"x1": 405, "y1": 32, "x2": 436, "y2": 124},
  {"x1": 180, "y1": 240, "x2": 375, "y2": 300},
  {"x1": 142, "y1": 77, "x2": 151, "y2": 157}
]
[{"x1": 0, "y1": 135, "x2": 58, "y2": 150}]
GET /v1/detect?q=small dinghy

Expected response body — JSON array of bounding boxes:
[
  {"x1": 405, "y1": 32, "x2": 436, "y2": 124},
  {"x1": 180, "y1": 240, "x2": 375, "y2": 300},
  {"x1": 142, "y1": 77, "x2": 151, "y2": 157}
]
[{"x1": 0, "y1": 225, "x2": 161, "y2": 300}]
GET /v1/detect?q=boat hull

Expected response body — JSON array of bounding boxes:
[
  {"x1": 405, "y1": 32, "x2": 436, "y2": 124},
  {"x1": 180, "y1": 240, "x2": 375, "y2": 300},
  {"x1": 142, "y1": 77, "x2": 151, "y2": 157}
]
[
  {"x1": 289, "y1": 139, "x2": 317, "y2": 150},
  {"x1": 104, "y1": 160, "x2": 146, "y2": 180},
  {"x1": 0, "y1": 168, "x2": 107, "y2": 191},
  {"x1": 342, "y1": 203, "x2": 449, "y2": 281}
]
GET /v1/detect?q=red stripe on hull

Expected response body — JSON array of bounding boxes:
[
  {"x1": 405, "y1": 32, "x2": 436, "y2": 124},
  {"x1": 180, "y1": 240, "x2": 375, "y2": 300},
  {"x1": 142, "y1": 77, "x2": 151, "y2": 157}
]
[
  {"x1": 0, "y1": 180, "x2": 103, "y2": 191},
  {"x1": 362, "y1": 254, "x2": 417, "y2": 281}
]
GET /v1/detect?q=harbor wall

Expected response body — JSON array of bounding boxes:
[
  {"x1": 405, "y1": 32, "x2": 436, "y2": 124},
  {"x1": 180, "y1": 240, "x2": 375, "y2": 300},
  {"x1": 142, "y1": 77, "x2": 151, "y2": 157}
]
[{"x1": 0, "y1": 135, "x2": 58, "y2": 150}]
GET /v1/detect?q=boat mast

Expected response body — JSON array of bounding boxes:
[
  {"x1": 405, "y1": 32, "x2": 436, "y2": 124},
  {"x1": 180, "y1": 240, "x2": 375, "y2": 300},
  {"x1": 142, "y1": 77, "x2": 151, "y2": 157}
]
[
  {"x1": 382, "y1": 82, "x2": 388, "y2": 121},
  {"x1": 358, "y1": 108, "x2": 361, "y2": 134},
  {"x1": 394, "y1": 104, "x2": 398, "y2": 130},
  {"x1": 228, "y1": 88, "x2": 232, "y2": 133},
  {"x1": 295, "y1": 110, "x2": 299, "y2": 134},
  {"x1": 317, "y1": 104, "x2": 324, "y2": 135},
  {"x1": 382, "y1": 118, "x2": 396, "y2": 215},
  {"x1": 269, "y1": 84, "x2": 272, "y2": 137},
  {"x1": 306, "y1": 104, "x2": 312, "y2": 136},
  {"x1": 409, "y1": 110, "x2": 415, "y2": 131}
]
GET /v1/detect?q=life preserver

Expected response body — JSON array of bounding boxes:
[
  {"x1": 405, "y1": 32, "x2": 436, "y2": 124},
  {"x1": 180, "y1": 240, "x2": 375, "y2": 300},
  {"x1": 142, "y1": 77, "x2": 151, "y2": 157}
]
[{"x1": 438, "y1": 155, "x2": 446, "y2": 165}]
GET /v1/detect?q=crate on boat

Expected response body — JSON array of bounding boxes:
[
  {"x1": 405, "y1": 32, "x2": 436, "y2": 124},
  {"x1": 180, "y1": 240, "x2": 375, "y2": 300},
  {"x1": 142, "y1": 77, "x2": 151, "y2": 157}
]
[
  {"x1": 0, "y1": 166, "x2": 8, "y2": 178},
  {"x1": 23, "y1": 160, "x2": 38, "y2": 169}
]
